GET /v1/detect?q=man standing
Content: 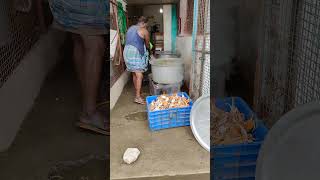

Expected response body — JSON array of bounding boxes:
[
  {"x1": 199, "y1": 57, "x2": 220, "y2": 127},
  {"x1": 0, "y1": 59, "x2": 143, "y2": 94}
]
[
  {"x1": 37, "y1": 0, "x2": 108, "y2": 135},
  {"x1": 123, "y1": 16, "x2": 150, "y2": 105}
]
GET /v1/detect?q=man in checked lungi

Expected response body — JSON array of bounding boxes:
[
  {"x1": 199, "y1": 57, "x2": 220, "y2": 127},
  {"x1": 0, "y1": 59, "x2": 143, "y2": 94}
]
[
  {"x1": 37, "y1": 0, "x2": 108, "y2": 135},
  {"x1": 123, "y1": 16, "x2": 151, "y2": 105}
]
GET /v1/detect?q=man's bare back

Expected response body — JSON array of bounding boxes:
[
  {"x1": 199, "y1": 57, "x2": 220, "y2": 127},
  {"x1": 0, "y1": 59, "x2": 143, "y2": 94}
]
[{"x1": 137, "y1": 27, "x2": 150, "y2": 50}]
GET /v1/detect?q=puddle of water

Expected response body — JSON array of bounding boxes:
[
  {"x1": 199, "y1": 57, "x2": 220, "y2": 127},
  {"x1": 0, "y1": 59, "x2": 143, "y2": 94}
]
[{"x1": 124, "y1": 112, "x2": 147, "y2": 121}]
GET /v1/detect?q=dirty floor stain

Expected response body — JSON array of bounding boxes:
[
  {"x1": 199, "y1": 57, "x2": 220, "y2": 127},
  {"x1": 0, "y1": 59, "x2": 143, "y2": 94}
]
[{"x1": 124, "y1": 111, "x2": 147, "y2": 121}]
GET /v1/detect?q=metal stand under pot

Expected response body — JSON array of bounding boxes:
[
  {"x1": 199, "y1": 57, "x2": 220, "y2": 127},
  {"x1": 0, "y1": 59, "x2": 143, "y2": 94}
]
[
  {"x1": 149, "y1": 57, "x2": 184, "y2": 85},
  {"x1": 148, "y1": 73, "x2": 183, "y2": 95},
  {"x1": 154, "y1": 51, "x2": 181, "y2": 59}
]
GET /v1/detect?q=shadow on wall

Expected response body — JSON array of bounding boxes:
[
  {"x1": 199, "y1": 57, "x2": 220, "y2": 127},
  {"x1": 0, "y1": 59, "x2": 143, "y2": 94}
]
[
  {"x1": 213, "y1": 0, "x2": 263, "y2": 106},
  {"x1": 236, "y1": 0, "x2": 263, "y2": 106},
  {"x1": 213, "y1": 0, "x2": 240, "y2": 97}
]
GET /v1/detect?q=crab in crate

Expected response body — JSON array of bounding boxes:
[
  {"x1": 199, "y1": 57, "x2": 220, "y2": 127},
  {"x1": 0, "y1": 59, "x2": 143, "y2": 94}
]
[
  {"x1": 211, "y1": 98, "x2": 256, "y2": 145},
  {"x1": 149, "y1": 93, "x2": 190, "y2": 111}
]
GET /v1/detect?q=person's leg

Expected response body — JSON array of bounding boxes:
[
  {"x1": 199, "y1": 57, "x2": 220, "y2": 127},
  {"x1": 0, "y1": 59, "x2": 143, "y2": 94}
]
[
  {"x1": 134, "y1": 72, "x2": 145, "y2": 104},
  {"x1": 72, "y1": 34, "x2": 85, "y2": 92},
  {"x1": 132, "y1": 72, "x2": 137, "y2": 90},
  {"x1": 80, "y1": 35, "x2": 105, "y2": 115},
  {"x1": 76, "y1": 34, "x2": 108, "y2": 134}
]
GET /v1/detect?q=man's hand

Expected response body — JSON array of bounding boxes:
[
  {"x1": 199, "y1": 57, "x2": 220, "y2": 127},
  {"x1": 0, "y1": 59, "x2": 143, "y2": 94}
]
[{"x1": 150, "y1": 54, "x2": 155, "y2": 59}]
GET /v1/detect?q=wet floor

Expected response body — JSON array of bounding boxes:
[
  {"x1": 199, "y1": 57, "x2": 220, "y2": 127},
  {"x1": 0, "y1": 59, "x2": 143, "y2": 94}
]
[
  {"x1": 124, "y1": 111, "x2": 147, "y2": 122},
  {"x1": 110, "y1": 82, "x2": 210, "y2": 180},
  {"x1": 0, "y1": 59, "x2": 108, "y2": 180}
]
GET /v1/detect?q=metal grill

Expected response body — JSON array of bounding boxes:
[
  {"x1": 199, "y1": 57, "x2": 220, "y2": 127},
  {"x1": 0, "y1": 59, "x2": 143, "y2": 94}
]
[
  {"x1": 294, "y1": 0, "x2": 320, "y2": 105},
  {"x1": 201, "y1": 3, "x2": 210, "y2": 96},
  {"x1": 190, "y1": 0, "x2": 210, "y2": 99},
  {"x1": 257, "y1": 0, "x2": 320, "y2": 126},
  {"x1": 0, "y1": 0, "x2": 40, "y2": 88}
]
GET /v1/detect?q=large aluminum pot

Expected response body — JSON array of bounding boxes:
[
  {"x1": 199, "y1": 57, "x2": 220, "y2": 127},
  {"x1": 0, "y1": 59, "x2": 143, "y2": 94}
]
[
  {"x1": 155, "y1": 51, "x2": 181, "y2": 59},
  {"x1": 150, "y1": 57, "x2": 184, "y2": 84}
]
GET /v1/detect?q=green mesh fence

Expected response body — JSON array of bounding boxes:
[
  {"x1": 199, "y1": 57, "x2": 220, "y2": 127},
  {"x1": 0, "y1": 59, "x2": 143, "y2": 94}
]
[{"x1": 117, "y1": 1, "x2": 127, "y2": 45}]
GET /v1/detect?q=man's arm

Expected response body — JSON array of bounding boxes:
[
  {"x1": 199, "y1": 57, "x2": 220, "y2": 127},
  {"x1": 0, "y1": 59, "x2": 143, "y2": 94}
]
[{"x1": 143, "y1": 29, "x2": 150, "y2": 50}]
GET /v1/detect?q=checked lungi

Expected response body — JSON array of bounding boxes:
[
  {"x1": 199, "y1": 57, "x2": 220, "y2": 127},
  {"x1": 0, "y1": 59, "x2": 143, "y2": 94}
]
[{"x1": 123, "y1": 45, "x2": 149, "y2": 72}]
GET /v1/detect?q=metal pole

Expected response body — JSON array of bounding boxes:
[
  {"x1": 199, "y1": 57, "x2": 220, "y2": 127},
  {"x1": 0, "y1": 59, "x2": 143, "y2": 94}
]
[{"x1": 190, "y1": 0, "x2": 199, "y2": 99}]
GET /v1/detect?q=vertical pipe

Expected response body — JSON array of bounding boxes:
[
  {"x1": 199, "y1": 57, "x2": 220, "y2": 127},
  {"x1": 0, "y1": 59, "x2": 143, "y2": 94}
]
[
  {"x1": 190, "y1": 0, "x2": 198, "y2": 98},
  {"x1": 171, "y1": 4, "x2": 177, "y2": 52},
  {"x1": 191, "y1": 0, "x2": 198, "y2": 61}
]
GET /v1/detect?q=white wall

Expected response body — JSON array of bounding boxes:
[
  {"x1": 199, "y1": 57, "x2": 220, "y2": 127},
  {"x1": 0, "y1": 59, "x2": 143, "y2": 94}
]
[
  {"x1": 110, "y1": 71, "x2": 130, "y2": 110},
  {"x1": 163, "y1": 4, "x2": 172, "y2": 51},
  {"x1": 143, "y1": 5, "x2": 163, "y2": 32},
  {"x1": 0, "y1": 29, "x2": 65, "y2": 151}
]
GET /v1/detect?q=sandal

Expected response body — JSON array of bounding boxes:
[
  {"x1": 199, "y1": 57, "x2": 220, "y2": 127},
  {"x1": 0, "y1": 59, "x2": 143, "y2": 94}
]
[
  {"x1": 76, "y1": 111, "x2": 109, "y2": 136},
  {"x1": 134, "y1": 97, "x2": 146, "y2": 105}
]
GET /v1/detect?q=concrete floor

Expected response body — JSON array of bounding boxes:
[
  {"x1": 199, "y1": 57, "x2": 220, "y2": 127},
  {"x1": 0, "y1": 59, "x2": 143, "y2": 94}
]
[
  {"x1": 110, "y1": 83, "x2": 210, "y2": 180},
  {"x1": 0, "y1": 60, "x2": 108, "y2": 180}
]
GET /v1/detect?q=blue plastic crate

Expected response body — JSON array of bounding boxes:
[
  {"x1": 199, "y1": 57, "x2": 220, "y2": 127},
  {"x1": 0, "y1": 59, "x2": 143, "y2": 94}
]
[
  {"x1": 213, "y1": 165, "x2": 257, "y2": 179},
  {"x1": 212, "y1": 178, "x2": 255, "y2": 180},
  {"x1": 212, "y1": 97, "x2": 268, "y2": 180},
  {"x1": 213, "y1": 153, "x2": 258, "y2": 168},
  {"x1": 146, "y1": 92, "x2": 193, "y2": 131}
]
